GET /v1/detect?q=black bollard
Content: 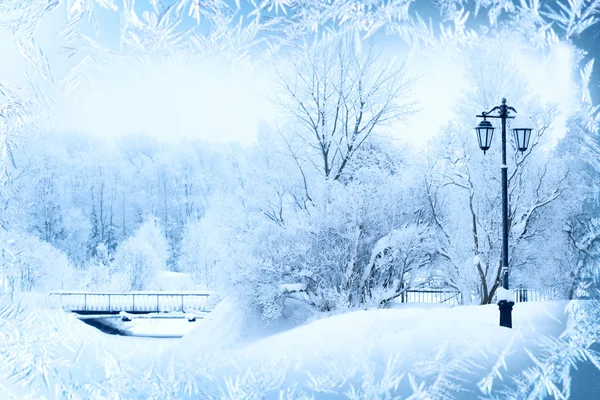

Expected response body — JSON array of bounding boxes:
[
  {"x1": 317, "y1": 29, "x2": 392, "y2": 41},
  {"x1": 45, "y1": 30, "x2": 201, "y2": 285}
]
[{"x1": 498, "y1": 300, "x2": 514, "y2": 328}]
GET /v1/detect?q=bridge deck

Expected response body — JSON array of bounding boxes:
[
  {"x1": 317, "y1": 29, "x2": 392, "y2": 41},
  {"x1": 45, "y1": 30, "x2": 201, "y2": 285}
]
[{"x1": 49, "y1": 291, "x2": 215, "y2": 313}]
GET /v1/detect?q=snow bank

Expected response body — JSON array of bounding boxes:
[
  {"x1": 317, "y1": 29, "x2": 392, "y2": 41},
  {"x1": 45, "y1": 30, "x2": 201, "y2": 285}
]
[
  {"x1": 163, "y1": 301, "x2": 571, "y2": 398},
  {"x1": 170, "y1": 300, "x2": 245, "y2": 352},
  {"x1": 171, "y1": 298, "x2": 313, "y2": 356}
]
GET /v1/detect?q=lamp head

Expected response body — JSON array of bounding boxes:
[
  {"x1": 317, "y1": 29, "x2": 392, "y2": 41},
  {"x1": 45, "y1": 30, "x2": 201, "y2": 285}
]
[
  {"x1": 511, "y1": 115, "x2": 534, "y2": 152},
  {"x1": 475, "y1": 119, "x2": 495, "y2": 154}
]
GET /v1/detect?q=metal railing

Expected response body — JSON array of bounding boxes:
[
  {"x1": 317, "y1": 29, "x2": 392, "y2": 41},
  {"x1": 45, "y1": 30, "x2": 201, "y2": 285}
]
[
  {"x1": 400, "y1": 290, "x2": 463, "y2": 306},
  {"x1": 397, "y1": 287, "x2": 563, "y2": 305},
  {"x1": 49, "y1": 291, "x2": 214, "y2": 313},
  {"x1": 511, "y1": 288, "x2": 560, "y2": 302}
]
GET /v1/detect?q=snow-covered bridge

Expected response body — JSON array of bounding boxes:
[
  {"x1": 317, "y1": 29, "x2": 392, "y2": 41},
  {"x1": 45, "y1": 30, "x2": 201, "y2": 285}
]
[{"x1": 49, "y1": 291, "x2": 216, "y2": 314}]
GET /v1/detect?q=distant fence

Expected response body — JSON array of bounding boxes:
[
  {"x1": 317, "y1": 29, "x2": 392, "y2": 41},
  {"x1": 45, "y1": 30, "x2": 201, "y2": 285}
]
[
  {"x1": 49, "y1": 291, "x2": 215, "y2": 313},
  {"x1": 512, "y1": 288, "x2": 561, "y2": 302},
  {"x1": 400, "y1": 290, "x2": 463, "y2": 306},
  {"x1": 398, "y1": 287, "x2": 562, "y2": 305}
]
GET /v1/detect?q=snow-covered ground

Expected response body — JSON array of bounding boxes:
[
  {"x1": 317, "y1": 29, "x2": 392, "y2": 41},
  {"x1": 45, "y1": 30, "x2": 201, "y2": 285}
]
[
  {"x1": 1, "y1": 294, "x2": 598, "y2": 398},
  {"x1": 164, "y1": 300, "x2": 577, "y2": 398}
]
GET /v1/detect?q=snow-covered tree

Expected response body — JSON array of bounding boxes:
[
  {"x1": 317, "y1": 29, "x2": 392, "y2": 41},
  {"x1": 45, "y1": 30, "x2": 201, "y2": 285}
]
[
  {"x1": 134, "y1": 216, "x2": 170, "y2": 267},
  {"x1": 111, "y1": 217, "x2": 169, "y2": 291},
  {"x1": 211, "y1": 124, "x2": 433, "y2": 318},
  {"x1": 275, "y1": 34, "x2": 414, "y2": 183},
  {"x1": 360, "y1": 224, "x2": 436, "y2": 306},
  {"x1": 178, "y1": 219, "x2": 216, "y2": 289},
  {"x1": 198, "y1": 35, "x2": 427, "y2": 318},
  {"x1": 0, "y1": 231, "x2": 73, "y2": 292}
]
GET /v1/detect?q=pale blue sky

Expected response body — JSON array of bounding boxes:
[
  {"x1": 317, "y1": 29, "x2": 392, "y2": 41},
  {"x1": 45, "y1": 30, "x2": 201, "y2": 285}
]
[{"x1": 0, "y1": 1, "x2": 580, "y2": 147}]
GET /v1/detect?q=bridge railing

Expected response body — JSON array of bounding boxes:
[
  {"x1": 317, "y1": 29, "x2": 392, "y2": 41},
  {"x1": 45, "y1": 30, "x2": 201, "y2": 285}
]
[{"x1": 48, "y1": 291, "x2": 215, "y2": 313}]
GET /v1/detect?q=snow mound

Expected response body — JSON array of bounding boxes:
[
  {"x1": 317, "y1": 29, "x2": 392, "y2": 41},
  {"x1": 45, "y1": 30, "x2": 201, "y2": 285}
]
[{"x1": 168, "y1": 298, "x2": 313, "y2": 360}]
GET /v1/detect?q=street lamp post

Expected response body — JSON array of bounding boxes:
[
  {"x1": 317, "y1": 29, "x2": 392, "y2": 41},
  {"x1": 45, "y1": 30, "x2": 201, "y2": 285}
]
[{"x1": 474, "y1": 98, "x2": 533, "y2": 329}]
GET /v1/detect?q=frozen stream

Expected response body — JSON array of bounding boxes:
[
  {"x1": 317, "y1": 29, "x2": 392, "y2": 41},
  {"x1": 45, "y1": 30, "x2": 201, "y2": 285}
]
[{"x1": 83, "y1": 313, "x2": 200, "y2": 338}]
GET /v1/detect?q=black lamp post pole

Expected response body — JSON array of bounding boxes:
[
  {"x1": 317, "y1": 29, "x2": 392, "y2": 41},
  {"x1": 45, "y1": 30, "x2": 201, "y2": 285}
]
[
  {"x1": 498, "y1": 100, "x2": 513, "y2": 328},
  {"x1": 477, "y1": 98, "x2": 516, "y2": 329}
]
